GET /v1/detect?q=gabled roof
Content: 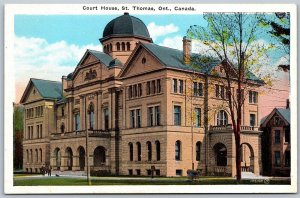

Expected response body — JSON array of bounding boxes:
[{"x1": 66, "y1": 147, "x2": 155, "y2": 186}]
[
  {"x1": 260, "y1": 108, "x2": 290, "y2": 127},
  {"x1": 20, "y1": 78, "x2": 62, "y2": 103},
  {"x1": 121, "y1": 42, "x2": 262, "y2": 83},
  {"x1": 88, "y1": 49, "x2": 114, "y2": 67}
]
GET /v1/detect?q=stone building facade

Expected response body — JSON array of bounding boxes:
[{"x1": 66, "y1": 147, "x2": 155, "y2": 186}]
[{"x1": 21, "y1": 13, "x2": 264, "y2": 177}]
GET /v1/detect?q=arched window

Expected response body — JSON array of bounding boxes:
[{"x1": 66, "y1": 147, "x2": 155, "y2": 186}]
[
  {"x1": 213, "y1": 143, "x2": 227, "y2": 166},
  {"x1": 109, "y1": 43, "x2": 112, "y2": 52},
  {"x1": 30, "y1": 149, "x2": 33, "y2": 163},
  {"x1": 147, "y1": 141, "x2": 152, "y2": 161},
  {"x1": 155, "y1": 140, "x2": 160, "y2": 161},
  {"x1": 54, "y1": 148, "x2": 61, "y2": 169},
  {"x1": 126, "y1": 42, "x2": 131, "y2": 51},
  {"x1": 217, "y1": 110, "x2": 228, "y2": 126},
  {"x1": 129, "y1": 142, "x2": 133, "y2": 161},
  {"x1": 65, "y1": 147, "x2": 73, "y2": 170},
  {"x1": 103, "y1": 45, "x2": 107, "y2": 53},
  {"x1": 88, "y1": 103, "x2": 94, "y2": 130},
  {"x1": 60, "y1": 123, "x2": 65, "y2": 133},
  {"x1": 94, "y1": 146, "x2": 106, "y2": 166},
  {"x1": 75, "y1": 113, "x2": 80, "y2": 131},
  {"x1": 26, "y1": 150, "x2": 29, "y2": 163},
  {"x1": 40, "y1": 148, "x2": 42, "y2": 162},
  {"x1": 175, "y1": 140, "x2": 181, "y2": 161},
  {"x1": 136, "y1": 142, "x2": 141, "y2": 161},
  {"x1": 196, "y1": 141, "x2": 201, "y2": 161},
  {"x1": 116, "y1": 42, "x2": 120, "y2": 51},
  {"x1": 121, "y1": 42, "x2": 125, "y2": 51}
]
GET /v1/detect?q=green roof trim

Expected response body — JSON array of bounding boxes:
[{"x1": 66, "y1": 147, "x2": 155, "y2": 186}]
[
  {"x1": 277, "y1": 108, "x2": 290, "y2": 124},
  {"x1": 31, "y1": 79, "x2": 62, "y2": 100}
]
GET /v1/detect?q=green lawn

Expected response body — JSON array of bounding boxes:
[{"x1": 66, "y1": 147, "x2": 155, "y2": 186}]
[{"x1": 13, "y1": 176, "x2": 291, "y2": 186}]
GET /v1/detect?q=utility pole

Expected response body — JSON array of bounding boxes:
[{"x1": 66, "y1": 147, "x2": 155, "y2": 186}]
[{"x1": 84, "y1": 95, "x2": 91, "y2": 185}]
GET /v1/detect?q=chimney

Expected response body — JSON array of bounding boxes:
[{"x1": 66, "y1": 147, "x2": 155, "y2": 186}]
[
  {"x1": 183, "y1": 36, "x2": 191, "y2": 64},
  {"x1": 286, "y1": 99, "x2": 290, "y2": 109}
]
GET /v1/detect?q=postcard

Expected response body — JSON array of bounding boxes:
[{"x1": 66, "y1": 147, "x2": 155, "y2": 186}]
[{"x1": 4, "y1": 3, "x2": 297, "y2": 194}]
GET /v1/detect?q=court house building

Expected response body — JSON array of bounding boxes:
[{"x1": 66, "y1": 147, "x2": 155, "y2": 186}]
[{"x1": 21, "y1": 13, "x2": 264, "y2": 177}]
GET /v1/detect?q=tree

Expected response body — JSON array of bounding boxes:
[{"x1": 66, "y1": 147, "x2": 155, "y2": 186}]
[
  {"x1": 187, "y1": 13, "x2": 270, "y2": 181},
  {"x1": 13, "y1": 104, "x2": 24, "y2": 170}
]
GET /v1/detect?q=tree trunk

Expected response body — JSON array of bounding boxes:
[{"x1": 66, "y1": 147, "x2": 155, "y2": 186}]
[{"x1": 235, "y1": 128, "x2": 241, "y2": 182}]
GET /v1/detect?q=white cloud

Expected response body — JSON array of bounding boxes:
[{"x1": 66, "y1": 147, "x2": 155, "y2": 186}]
[
  {"x1": 159, "y1": 36, "x2": 183, "y2": 50},
  {"x1": 14, "y1": 35, "x2": 101, "y2": 102},
  {"x1": 147, "y1": 22, "x2": 179, "y2": 41}
]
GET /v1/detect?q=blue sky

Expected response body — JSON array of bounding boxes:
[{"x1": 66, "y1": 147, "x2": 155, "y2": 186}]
[{"x1": 14, "y1": 14, "x2": 289, "y2": 103}]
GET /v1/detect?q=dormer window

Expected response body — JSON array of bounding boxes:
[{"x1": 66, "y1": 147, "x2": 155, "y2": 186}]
[{"x1": 142, "y1": 57, "x2": 146, "y2": 64}]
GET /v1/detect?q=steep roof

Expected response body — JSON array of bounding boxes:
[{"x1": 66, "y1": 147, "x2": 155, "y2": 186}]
[
  {"x1": 88, "y1": 49, "x2": 113, "y2": 67},
  {"x1": 31, "y1": 79, "x2": 62, "y2": 99},
  {"x1": 277, "y1": 108, "x2": 290, "y2": 124},
  {"x1": 260, "y1": 108, "x2": 290, "y2": 126}
]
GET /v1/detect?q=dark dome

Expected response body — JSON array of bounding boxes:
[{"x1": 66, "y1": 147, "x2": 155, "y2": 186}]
[{"x1": 101, "y1": 13, "x2": 151, "y2": 41}]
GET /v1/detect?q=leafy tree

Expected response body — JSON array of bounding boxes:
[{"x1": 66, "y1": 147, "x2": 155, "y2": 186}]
[
  {"x1": 13, "y1": 104, "x2": 24, "y2": 170},
  {"x1": 187, "y1": 13, "x2": 271, "y2": 181}
]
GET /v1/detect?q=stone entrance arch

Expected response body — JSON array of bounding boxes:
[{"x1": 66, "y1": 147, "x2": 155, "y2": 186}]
[
  {"x1": 65, "y1": 147, "x2": 73, "y2": 170},
  {"x1": 77, "y1": 146, "x2": 85, "y2": 171},
  {"x1": 94, "y1": 146, "x2": 106, "y2": 166},
  {"x1": 240, "y1": 143, "x2": 255, "y2": 173},
  {"x1": 213, "y1": 143, "x2": 227, "y2": 166}
]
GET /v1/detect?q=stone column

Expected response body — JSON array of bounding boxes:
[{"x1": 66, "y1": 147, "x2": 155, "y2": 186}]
[{"x1": 73, "y1": 155, "x2": 80, "y2": 171}]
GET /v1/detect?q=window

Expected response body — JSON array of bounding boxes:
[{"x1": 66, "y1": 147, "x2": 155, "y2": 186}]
[
  {"x1": 35, "y1": 149, "x2": 38, "y2": 162},
  {"x1": 179, "y1": 80, "x2": 183, "y2": 93},
  {"x1": 215, "y1": 85, "x2": 220, "y2": 97},
  {"x1": 39, "y1": 124, "x2": 42, "y2": 138},
  {"x1": 122, "y1": 42, "x2": 125, "y2": 51},
  {"x1": 147, "y1": 141, "x2": 152, "y2": 161},
  {"x1": 196, "y1": 141, "x2": 201, "y2": 161},
  {"x1": 36, "y1": 125, "x2": 39, "y2": 138},
  {"x1": 129, "y1": 143, "x2": 133, "y2": 161},
  {"x1": 138, "y1": 83, "x2": 142, "y2": 97},
  {"x1": 155, "y1": 170, "x2": 160, "y2": 176},
  {"x1": 128, "y1": 86, "x2": 132, "y2": 98},
  {"x1": 174, "y1": 106, "x2": 181, "y2": 126},
  {"x1": 116, "y1": 42, "x2": 120, "y2": 51},
  {"x1": 157, "y1": 79, "x2": 161, "y2": 93},
  {"x1": 173, "y1": 79, "x2": 178, "y2": 93},
  {"x1": 285, "y1": 150, "x2": 290, "y2": 167},
  {"x1": 195, "y1": 108, "x2": 201, "y2": 127},
  {"x1": 285, "y1": 127, "x2": 290, "y2": 143},
  {"x1": 104, "y1": 108, "x2": 109, "y2": 130},
  {"x1": 88, "y1": 104, "x2": 94, "y2": 130},
  {"x1": 217, "y1": 110, "x2": 228, "y2": 126},
  {"x1": 136, "y1": 169, "x2": 141, "y2": 175},
  {"x1": 126, "y1": 42, "x2": 130, "y2": 51},
  {"x1": 147, "y1": 169, "x2": 152, "y2": 176},
  {"x1": 250, "y1": 114, "x2": 256, "y2": 126},
  {"x1": 249, "y1": 91, "x2": 258, "y2": 103},
  {"x1": 151, "y1": 80, "x2": 156, "y2": 94},
  {"x1": 175, "y1": 140, "x2": 181, "y2": 161},
  {"x1": 194, "y1": 82, "x2": 203, "y2": 97},
  {"x1": 147, "y1": 81, "x2": 151, "y2": 95},
  {"x1": 26, "y1": 150, "x2": 29, "y2": 162},
  {"x1": 128, "y1": 169, "x2": 133, "y2": 175},
  {"x1": 130, "y1": 109, "x2": 141, "y2": 128},
  {"x1": 75, "y1": 113, "x2": 80, "y2": 131},
  {"x1": 40, "y1": 148, "x2": 42, "y2": 162},
  {"x1": 148, "y1": 106, "x2": 160, "y2": 126},
  {"x1": 274, "y1": 151, "x2": 281, "y2": 167},
  {"x1": 60, "y1": 123, "x2": 65, "y2": 133},
  {"x1": 193, "y1": 82, "x2": 197, "y2": 96},
  {"x1": 176, "y1": 169, "x2": 183, "y2": 176},
  {"x1": 274, "y1": 130, "x2": 280, "y2": 144},
  {"x1": 137, "y1": 142, "x2": 141, "y2": 161},
  {"x1": 109, "y1": 43, "x2": 112, "y2": 52},
  {"x1": 155, "y1": 140, "x2": 160, "y2": 161}
]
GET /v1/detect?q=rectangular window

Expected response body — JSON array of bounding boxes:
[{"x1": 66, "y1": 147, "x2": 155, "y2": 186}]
[
  {"x1": 274, "y1": 151, "x2": 281, "y2": 167},
  {"x1": 198, "y1": 83, "x2": 203, "y2": 96},
  {"x1": 130, "y1": 110, "x2": 135, "y2": 128},
  {"x1": 274, "y1": 130, "x2": 280, "y2": 144},
  {"x1": 128, "y1": 86, "x2": 132, "y2": 99},
  {"x1": 250, "y1": 114, "x2": 256, "y2": 126},
  {"x1": 193, "y1": 82, "x2": 197, "y2": 96},
  {"x1": 179, "y1": 80, "x2": 183, "y2": 93},
  {"x1": 148, "y1": 106, "x2": 160, "y2": 126},
  {"x1": 104, "y1": 108, "x2": 109, "y2": 130},
  {"x1": 75, "y1": 114, "x2": 80, "y2": 131},
  {"x1": 152, "y1": 80, "x2": 156, "y2": 94},
  {"x1": 40, "y1": 124, "x2": 42, "y2": 138},
  {"x1": 147, "y1": 81, "x2": 151, "y2": 95},
  {"x1": 128, "y1": 169, "x2": 133, "y2": 176},
  {"x1": 174, "y1": 105, "x2": 181, "y2": 126},
  {"x1": 285, "y1": 150, "x2": 290, "y2": 167},
  {"x1": 173, "y1": 79, "x2": 178, "y2": 93},
  {"x1": 136, "y1": 169, "x2": 141, "y2": 176},
  {"x1": 249, "y1": 91, "x2": 258, "y2": 103},
  {"x1": 215, "y1": 85, "x2": 220, "y2": 97},
  {"x1": 220, "y1": 86, "x2": 225, "y2": 99},
  {"x1": 133, "y1": 84, "x2": 137, "y2": 97},
  {"x1": 176, "y1": 169, "x2": 183, "y2": 176},
  {"x1": 36, "y1": 125, "x2": 39, "y2": 138},
  {"x1": 138, "y1": 83, "x2": 142, "y2": 97},
  {"x1": 155, "y1": 169, "x2": 160, "y2": 176},
  {"x1": 157, "y1": 79, "x2": 161, "y2": 93},
  {"x1": 147, "y1": 169, "x2": 152, "y2": 176},
  {"x1": 195, "y1": 108, "x2": 201, "y2": 127},
  {"x1": 285, "y1": 127, "x2": 290, "y2": 143}
]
